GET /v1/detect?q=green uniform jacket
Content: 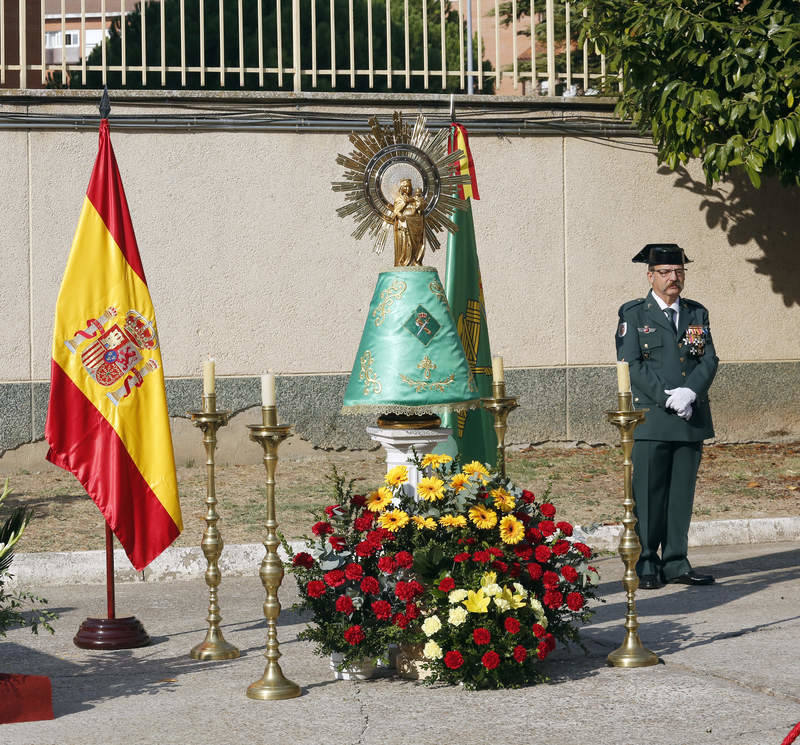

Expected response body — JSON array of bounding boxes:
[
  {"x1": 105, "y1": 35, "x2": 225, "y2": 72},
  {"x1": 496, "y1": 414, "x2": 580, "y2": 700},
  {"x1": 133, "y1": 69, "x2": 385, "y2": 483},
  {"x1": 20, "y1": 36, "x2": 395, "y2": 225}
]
[{"x1": 615, "y1": 290, "x2": 718, "y2": 442}]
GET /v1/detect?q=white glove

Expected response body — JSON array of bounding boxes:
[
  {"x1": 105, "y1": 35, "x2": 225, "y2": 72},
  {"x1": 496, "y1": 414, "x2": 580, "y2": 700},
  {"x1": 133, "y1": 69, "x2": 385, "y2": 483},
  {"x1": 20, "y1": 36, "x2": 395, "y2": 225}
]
[{"x1": 665, "y1": 387, "x2": 696, "y2": 418}]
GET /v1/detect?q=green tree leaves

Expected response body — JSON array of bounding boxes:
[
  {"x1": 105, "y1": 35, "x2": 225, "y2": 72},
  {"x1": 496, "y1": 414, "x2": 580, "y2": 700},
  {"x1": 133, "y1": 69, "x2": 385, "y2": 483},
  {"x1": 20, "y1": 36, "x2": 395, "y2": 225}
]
[{"x1": 580, "y1": 0, "x2": 800, "y2": 187}]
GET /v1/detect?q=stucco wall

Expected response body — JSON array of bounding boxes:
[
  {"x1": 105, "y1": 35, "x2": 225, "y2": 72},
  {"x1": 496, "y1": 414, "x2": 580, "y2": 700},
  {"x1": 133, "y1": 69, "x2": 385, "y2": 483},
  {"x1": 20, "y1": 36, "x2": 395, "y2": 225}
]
[{"x1": 1, "y1": 92, "x2": 798, "y2": 465}]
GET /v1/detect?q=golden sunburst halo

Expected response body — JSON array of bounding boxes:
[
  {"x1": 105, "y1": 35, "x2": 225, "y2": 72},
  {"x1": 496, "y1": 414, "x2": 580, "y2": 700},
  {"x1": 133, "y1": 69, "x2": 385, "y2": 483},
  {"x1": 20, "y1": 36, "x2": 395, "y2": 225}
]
[{"x1": 333, "y1": 112, "x2": 471, "y2": 255}]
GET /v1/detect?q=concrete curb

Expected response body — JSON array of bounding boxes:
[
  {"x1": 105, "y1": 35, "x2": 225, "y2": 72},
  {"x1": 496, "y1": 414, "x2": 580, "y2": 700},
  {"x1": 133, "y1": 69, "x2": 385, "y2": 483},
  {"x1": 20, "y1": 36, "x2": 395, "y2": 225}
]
[{"x1": 9, "y1": 517, "x2": 800, "y2": 586}]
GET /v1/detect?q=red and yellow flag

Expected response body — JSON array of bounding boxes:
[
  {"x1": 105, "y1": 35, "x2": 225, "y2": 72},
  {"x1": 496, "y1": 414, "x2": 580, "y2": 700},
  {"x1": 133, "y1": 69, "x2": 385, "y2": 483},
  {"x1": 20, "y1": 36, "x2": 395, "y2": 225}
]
[
  {"x1": 450, "y1": 122, "x2": 480, "y2": 201},
  {"x1": 45, "y1": 119, "x2": 182, "y2": 571}
]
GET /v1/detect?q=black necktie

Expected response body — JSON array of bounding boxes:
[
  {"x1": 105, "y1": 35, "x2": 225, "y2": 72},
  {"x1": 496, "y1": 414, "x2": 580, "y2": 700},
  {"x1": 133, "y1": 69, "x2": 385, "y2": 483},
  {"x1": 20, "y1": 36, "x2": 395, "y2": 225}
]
[{"x1": 664, "y1": 307, "x2": 676, "y2": 332}]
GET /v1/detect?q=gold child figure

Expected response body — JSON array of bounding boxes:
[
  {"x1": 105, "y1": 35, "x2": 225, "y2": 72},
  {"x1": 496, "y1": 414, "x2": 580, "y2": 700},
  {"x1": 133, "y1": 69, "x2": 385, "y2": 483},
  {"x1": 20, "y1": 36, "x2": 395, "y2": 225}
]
[{"x1": 392, "y1": 179, "x2": 427, "y2": 266}]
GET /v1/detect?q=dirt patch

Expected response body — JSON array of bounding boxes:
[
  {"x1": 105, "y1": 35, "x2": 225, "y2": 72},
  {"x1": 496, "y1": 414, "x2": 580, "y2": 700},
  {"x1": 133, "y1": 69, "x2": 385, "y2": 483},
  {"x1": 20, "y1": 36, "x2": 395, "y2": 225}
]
[{"x1": 3, "y1": 443, "x2": 799, "y2": 553}]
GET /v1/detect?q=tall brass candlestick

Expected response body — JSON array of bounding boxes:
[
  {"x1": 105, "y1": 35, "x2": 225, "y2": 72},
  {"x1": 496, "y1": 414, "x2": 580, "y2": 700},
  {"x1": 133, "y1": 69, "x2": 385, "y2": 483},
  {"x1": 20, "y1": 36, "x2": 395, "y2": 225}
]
[
  {"x1": 187, "y1": 393, "x2": 239, "y2": 661},
  {"x1": 481, "y1": 380, "x2": 519, "y2": 478},
  {"x1": 606, "y1": 391, "x2": 659, "y2": 668},
  {"x1": 246, "y1": 406, "x2": 300, "y2": 700}
]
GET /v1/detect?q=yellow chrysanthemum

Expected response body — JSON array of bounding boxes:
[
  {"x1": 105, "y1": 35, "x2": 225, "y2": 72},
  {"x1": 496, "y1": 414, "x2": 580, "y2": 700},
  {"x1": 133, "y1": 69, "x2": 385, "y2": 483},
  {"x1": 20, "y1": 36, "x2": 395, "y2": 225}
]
[
  {"x1": 421, "y1": 453, "x2": 454, "y2": 469},
  {"x1": 438, "y1": 514, "x2": 467, "y2": 529},
  {"x1": 365, "y1": 487, "x2": 394, "y2": 512},
  {"x1": 385, "y1": 465, "x2": 409, "y2": 487},
  {"x1": 463, "y1": 588, "x2": 490, "y2": 613},
  {"x1": 499, "y1": 515, "x2": 525, "y2": 544},
  {"x1": 491, "y1": 488, "x2": 516, "y2": 513},
  {"x1": 411, "y1": 515, "x2": 437, "y2": 531},
  {"x1": 377, "y1": 509, "x2": 409, "y2": 532},
  {"x1": 416, "y1": 476, "x2": 446, "y2": 502},
  {"x1": 468, "y1": 504, "x2": 498, "y2": 529},
  {"x1": 449, "y1": 473, "x2": 470, "y2": 493},
  {"x1": 462, "y1": 461, "x2": 490, "y2": 483}
]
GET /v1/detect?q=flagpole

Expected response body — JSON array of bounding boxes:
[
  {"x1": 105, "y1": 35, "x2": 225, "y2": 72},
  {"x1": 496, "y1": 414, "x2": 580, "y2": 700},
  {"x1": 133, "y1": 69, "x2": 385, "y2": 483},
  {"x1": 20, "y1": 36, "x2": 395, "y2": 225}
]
[{"x1": 105, "y1": 523, "x2": 115, "y2": 620}]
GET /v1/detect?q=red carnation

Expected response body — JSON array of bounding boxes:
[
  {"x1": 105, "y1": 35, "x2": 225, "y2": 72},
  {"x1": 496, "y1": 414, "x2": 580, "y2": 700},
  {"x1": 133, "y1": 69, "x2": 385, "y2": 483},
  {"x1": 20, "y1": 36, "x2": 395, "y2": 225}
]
[
  {"x1": 556, "y1": 521, "x2": 574, "y2": 536},
  {"x1": 453, "y1": 552, "x2": 471, "y2": 563},
  {"x1": 405, "y1": 602, "x2": 419, "y2": 620},
  {"x1": 378, "y1": 555, "x2": 395, "y2": 574},
  {"x1": 354, "y1": 514, "x2": 374, "y2": 532},
  {"x1": 371, "y1": 600, "x2": 392, "y2": 620},
  {"x1": 344, "y1": 563, "x2": 363, "y2": 581},
  {"x1": 534, "y1": 545, "x2": 552, "y2": 562},
  {"x1": 521, "y1": 489, "x2": 536, "y2": 503},
  {"x1": 504, "y1": 617, "x2": 521, "y2": 634},
  {"x1": 540, "y1": 503, "x2": 556, "y2": 518},
  {"x1": 329, "y1": 535, "x2": 347, "y2": 551},
  {"x1": 312, "y1": 521, "x2": 334, "y2": 536},
  {"x1": 532, "y1": 623, "x2": 546, "y2": 638},
  {"x1": 395, "y1": 551, "x2": 414, "y2": 569},
  {"x1": 574, "y1": 542, "x2": 592, "y2": 558},
  {"x1": 292, "y1": 552, "x2": 314, "y2": 569},
  {"x1": 552, "y1": 540, "x2": 570, "y2": 556},
  {"x1": 324, "y1": 569, "x2": 346, "y2": 587},
  {"x1": 539, "y1": 520, "x2": 556, "y2": 537},
  {"x1": 481, "y1": 650, "x2": 500, "y2": 670},
  {"x1": 545, "y1": 633, "x2": 556, "y2": 652},
  {"x1": 366, "y1": 529, "x2": 385, "y2": 547},
  {"x1": 491, "y1": 560, "x2": 509, "y2": 574},
  {"x1": 336, "y1": 595, "x2": 354, "y2": 614},
  {"x1": 344, "y1": 625, "x2": 365, "y2": 645},
  {"x1": 542, "y1": 571, "x2": 560, "y2": 589},
  {"x1": 472, "y1": 550, "x2": 491, "y2": 563},
  {"x1": 561, "y1": 565, "x2": 579, "y2": 583},
  {"x1": 514, "y1": 545, "x2": 533, "y2": 561},
  {"x1": 526, "y1": 563, "x2": 543, "y2": 581},
  {"x1": 513, "y1": 644, "x2": 528, "y2": 663},
  {"x1": 487, "y1": 547, "x2": 504, "y2": 558},
  {"x1": 473, "y1": 627, "x2": 491, "y2": 645},
  {"x1": 526, "y1": 527, "x2": 543, "y2": 542},
  {"x1": 536, "y1": 640, "x2": 550, "y2": 660},
  {"x1": 510, "y1": 562, "x2": 522, "y2": 578},
  {"x1": 515, "y1": 511, "x2": 531, "y2": 524},
  {"x1": 306, "y1": 580, "x2": 326, "y2": 598},
  {"x1": 444, "y1": 650, "x2": 464, "y2": 669},
  {"x1": 355, "y1": 540, "x2": 377, "y2": 558},
  {"x1": 465, "y1": 538, "x2": 477, "y2": 545},
  {"x1": 324, "y1": 504, "x2": 340, "y2": 518},
  {"x1": 438, "y1": 576, "x2": 456, "y2": 593},
  {"x1": 351, "y1": 494, "x2": 366, "y2": 507},
  {"x1": 360, "y1": 575, "x2": 380, "y2": 595},
  {"x1": 566, "y1": 592, "x2": 585, "y2": 611},
  {"x1": 395, "y1": 580, "x2": 424, "y2": 601},
  {"x1": 393, "y1": 612, "x2": 410, "y2": 629},
  {"x1": 544, "y1": 590, "x2": 563, "y2": 609}
]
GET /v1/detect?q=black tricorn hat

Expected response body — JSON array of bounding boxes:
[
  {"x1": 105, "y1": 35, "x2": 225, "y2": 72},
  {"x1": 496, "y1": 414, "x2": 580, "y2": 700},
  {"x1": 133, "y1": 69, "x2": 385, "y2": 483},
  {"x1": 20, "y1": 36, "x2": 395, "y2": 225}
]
[{"x1": 632, "y1": 243, "x2": 692, "y2": 265}]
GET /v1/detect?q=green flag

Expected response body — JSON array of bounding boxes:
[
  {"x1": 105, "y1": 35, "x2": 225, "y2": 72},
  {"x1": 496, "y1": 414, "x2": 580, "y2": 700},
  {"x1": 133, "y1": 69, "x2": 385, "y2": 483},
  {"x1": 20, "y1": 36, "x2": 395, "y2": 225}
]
[{"x1": 440, "y1": 201, "x2": 497, "y2": 466}]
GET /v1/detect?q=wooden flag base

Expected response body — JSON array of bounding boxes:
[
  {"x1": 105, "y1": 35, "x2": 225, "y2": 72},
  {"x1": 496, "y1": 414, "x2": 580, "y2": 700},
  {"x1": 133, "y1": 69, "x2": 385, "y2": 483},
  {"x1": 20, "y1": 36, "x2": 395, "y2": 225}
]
[{"x1": 73, "y1": 616, "x2": 150, "y2": 649}]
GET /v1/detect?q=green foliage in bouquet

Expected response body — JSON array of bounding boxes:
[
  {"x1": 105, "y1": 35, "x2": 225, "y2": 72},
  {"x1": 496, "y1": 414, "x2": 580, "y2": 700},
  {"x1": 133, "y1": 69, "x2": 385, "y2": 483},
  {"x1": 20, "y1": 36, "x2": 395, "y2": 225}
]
[
  {"x1": 287, "y1": 456, "x2": 599, "y2": 688},
  {"x1": 0, "y1": 480, "x2": 57, "y2": 636}
]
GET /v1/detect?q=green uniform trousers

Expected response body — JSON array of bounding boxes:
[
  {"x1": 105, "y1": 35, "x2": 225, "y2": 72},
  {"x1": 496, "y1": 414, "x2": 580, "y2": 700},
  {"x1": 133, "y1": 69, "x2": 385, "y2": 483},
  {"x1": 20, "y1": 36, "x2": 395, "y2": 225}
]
[{"x1": 632, "y1": 440, "x2": 703, "y2": 581}]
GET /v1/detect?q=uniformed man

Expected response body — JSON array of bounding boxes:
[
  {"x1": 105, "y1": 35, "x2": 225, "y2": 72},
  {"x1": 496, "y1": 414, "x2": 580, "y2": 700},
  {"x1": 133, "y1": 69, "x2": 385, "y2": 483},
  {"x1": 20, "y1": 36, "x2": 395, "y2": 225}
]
[{"x1": 615, "y1": 244, "x2": 719, "y2": 589}]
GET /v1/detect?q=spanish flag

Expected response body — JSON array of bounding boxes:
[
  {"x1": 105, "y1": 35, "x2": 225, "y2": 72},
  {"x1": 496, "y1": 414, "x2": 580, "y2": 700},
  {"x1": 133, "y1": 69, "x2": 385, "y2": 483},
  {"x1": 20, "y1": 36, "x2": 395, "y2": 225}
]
[{"x1": 45, "y1": 119, "x2": 182, "y2": 571}]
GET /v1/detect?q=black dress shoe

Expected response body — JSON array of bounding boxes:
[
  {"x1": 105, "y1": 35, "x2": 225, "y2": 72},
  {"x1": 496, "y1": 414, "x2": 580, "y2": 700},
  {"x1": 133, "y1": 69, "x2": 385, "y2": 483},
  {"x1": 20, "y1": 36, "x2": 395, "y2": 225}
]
[
  {"x1": 666, "y1": 570, "x2": 715, "y2": 586},
  {"x1": 638, "y1": 574, "x2": 663, "y2": 590}
]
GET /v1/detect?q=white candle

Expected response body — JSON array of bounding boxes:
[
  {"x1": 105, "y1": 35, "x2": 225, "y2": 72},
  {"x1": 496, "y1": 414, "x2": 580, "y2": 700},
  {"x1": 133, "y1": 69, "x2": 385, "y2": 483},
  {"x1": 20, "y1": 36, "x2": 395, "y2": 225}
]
[
  {"x1": 492, "y1": 355, "x2": 505, "y2": 383},
  {"x1": 203, "y1": 358, "x2": 215, "y2": 395},
  {"x1": 261, "y1": 370, "x2": 276, "y2": 406},
  {"x1": 616, "y1": 361, "x2": 631, "y2": 394}
]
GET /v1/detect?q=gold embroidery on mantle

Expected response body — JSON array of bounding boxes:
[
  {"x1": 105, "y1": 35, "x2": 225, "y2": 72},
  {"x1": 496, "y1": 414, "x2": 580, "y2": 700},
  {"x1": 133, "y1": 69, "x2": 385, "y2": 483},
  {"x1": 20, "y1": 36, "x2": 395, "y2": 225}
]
[
  {"x1": 359, "y1": 350, "x2": 382, "y2": 395},
  {"x1": 372, "y1": 280, "x2": 407, "y2": 326},
  {"x1": 399, "y1": 370, "x2": 456, "y2": 393}
]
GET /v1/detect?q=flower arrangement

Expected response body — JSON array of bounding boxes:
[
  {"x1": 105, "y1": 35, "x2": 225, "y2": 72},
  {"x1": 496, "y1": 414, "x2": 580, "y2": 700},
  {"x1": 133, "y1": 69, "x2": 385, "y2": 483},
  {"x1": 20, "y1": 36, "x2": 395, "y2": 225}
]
[{"x1": 287, "y1": 456, "x2": 599, "y2": 688}]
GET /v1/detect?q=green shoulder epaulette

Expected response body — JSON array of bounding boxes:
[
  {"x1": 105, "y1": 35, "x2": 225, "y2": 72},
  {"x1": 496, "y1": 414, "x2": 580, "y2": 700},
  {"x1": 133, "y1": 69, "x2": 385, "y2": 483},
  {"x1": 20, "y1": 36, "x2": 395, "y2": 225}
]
[{"x1": 619, "y1": 298, "x2": 645, "y2": 314}]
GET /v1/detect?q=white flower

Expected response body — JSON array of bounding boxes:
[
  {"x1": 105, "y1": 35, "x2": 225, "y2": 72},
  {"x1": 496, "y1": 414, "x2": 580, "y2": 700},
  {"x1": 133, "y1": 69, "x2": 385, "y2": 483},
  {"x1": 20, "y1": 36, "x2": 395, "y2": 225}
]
[
  {"x1": 448, "y1": 606, "x2": 468, "y2": 626},
  {"x1": 512, "y1": 582, "x2": 528, "y2": 598},
  {"x1": 421, "y1": 615, "x2": 442, "y2": 637},
  {"x1": 448, "y1": 589, "x2": 468, "y2": 604},
  {"x1": 423, "y1": 640, "x2": 443, "y2": 660},
  {"x1": 538, "y1": 616, "x2": 549, "y2": 629},
  {"x1": 530, "y1": 598, "x2": 544, "y2": 615},
  {"x1": 483, "y1": 583, "x2": 502, "y2": 597},
  {"x1": 493, "y1": 596, "x2": 511, "y2": 611}
]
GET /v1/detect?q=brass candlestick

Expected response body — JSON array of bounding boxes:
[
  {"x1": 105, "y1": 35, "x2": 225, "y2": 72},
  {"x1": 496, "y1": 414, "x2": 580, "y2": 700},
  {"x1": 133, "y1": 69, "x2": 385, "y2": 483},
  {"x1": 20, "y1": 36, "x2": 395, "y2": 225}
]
[
  {"x1": 605, "y1": 391, "x2": 659, "y2": 668},
  {"x1": 246, "y1": 406, "x2": 301, "y2": 700},
  {"x1": 481, "y1": 381, "x2": 519, "y2": 478},
  {"x1": 187, "y1": 393, "x2": 239, "y2": 661}
]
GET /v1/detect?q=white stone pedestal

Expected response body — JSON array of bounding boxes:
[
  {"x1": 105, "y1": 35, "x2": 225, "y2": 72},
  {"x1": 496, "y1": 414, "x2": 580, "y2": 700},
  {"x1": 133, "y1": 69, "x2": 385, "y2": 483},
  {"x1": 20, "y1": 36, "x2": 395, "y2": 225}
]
[{"x1": 366, "y1": 426, "x2": 452, "y2": 499}]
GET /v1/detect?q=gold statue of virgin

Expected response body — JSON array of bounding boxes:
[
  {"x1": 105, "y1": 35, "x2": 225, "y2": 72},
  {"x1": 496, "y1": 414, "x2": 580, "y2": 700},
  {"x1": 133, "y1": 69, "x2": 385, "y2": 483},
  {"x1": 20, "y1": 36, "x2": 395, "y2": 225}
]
[{"x1": 391, "y1": 178, "x2": 427, "y2": 266}]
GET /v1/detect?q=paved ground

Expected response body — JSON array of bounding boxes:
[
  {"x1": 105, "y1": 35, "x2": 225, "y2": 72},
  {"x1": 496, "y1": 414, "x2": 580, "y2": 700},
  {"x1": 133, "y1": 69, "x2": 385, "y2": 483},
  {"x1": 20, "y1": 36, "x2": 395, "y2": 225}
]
[{"x1": 2, "y1": 542, "x2": 800, "y2": 745}]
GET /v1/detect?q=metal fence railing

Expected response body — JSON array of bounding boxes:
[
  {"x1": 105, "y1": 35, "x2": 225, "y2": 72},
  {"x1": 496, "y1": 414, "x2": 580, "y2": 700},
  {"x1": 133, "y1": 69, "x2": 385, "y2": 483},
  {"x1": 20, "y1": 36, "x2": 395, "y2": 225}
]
[{"x1": 1, "y1": 1, "x2": 613, "y2": 95}]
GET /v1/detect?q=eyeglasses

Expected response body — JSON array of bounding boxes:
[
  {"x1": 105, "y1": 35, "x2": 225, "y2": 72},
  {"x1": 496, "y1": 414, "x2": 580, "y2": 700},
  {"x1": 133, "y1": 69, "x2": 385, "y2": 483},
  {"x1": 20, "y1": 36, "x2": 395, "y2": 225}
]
[{"x1": 651, "y1": 268, "x2": 686, "y2": 278}]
